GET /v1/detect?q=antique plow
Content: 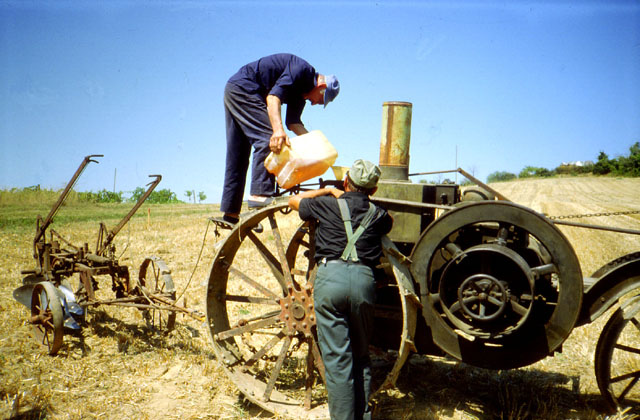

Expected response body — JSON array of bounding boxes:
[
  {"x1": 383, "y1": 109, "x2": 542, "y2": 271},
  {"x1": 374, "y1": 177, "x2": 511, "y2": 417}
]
[{"x1": 13, "y1": 155, "x2": 203, "y2": 355}]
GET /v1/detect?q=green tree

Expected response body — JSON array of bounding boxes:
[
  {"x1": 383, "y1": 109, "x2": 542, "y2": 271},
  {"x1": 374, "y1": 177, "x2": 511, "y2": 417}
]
[
  {"x1": 519, "y1": 166, "x2": 554, "y2": 178},
  {"x1": 129, "y1": 187, "x2": 179, "y2": 203},
  {"x1": 487, "y1": 171, "x2": 517, "y2": 183},
  {"x1": 618, "y1": 142, "x2": 640, "y2": 176},
  {"x1": 198, "y1": 191, "x2": 207, "y2": 203},
  {"x1": 593, "y1": 151, "x2": 614, "y2": 175}
]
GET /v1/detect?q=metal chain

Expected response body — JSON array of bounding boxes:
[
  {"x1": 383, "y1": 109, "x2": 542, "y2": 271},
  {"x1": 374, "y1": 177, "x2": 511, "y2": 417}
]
[{"x1": 547, "y1": 210, "x2": 640, "y2": 220}]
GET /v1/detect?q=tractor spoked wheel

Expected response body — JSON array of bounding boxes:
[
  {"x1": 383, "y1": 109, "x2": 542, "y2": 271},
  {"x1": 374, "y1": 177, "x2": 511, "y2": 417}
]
[
  {"x1": 207, "y1": 204, "x2": 328, "y2": 418},
  {"x1": 30, "y1": 282, "x2": 64, "y2": 355},
  {"x1": 206, "y1": 204, "x2": 417, "y2": 418},
  {"x1": 595, "y1": 295, "x2": 640, "y2": 413}
]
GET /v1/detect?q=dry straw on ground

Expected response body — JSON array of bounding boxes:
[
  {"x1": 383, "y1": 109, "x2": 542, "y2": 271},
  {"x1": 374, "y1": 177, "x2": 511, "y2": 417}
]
[{"x1": 1, "y1": 177, "x2": 640, "y2": 419}]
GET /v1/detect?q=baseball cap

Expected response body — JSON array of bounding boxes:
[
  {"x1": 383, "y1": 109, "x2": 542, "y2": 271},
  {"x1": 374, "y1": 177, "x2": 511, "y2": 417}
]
[
  {"x1": 323, "y1": 74, "x2": 340, "y2": 108},
  {"x1": 348, "y1": 159, "x2": 381, "y2": 189}
]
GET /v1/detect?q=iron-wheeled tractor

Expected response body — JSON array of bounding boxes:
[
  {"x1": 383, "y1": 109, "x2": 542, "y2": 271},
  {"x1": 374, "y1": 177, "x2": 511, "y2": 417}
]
[{"x1": 205, "y1": 102, "x2": 640, "y2": 419}]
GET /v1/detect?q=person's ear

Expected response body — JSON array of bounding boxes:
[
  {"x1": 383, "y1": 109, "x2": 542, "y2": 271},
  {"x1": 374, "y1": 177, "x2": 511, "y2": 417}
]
[
  {"x1": 317, "y1": 75, "x2": 327, "y2": 89},
  {"x1": 343, "y1": 178, "x2": 349, "y2": 190}
]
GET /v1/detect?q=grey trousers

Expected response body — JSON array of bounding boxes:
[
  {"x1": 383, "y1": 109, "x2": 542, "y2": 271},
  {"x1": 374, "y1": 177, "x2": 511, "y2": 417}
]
[{"x1": 314, "y1": 260, "x2": 376, "y2": 420}]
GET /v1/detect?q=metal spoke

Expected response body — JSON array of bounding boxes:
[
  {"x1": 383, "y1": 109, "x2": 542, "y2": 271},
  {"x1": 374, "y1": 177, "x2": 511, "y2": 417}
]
[
  {"x1": 531, "y1": 263, "x2": 557, "y2": 278},
  {"x1": 228, "y1": 265, "x2": 280, "y2": 300},
  {"x1": 263, "y1": 336, "x2": 292, "y2": 401},
  {"x1": 247, "y1": 231, "x2": 287, "y2": 293},
  {"x1": 225, "y1": 294, "x2": 278, "y2": 305},
  {"x1": 267, "y1": 214, "x2": 294, "y2": 286},
  {"x1": 615, "y1": 343, "x2": 640, "y2": 356},
  {"x1": 245, "y1": 331, "x2": 286, "y2": 367},
  {"x1": 611, "y1": 371, "x2": 640, "y2": 400},
  {"x1": 311, "y1": 338, "x2": 326, "y2": 383},
  {"x1": 305, "y1": 339, "x2": 316, "y2": 409},
  {"x1": 215, "y1": 315, "x2": 281, "y2": 341},
  {"x1": 510, "y1": 299, "x2": 530, "y2": 316},
  {"x1": 631, "y1": 317, "x2": 640, "y2": 333}
]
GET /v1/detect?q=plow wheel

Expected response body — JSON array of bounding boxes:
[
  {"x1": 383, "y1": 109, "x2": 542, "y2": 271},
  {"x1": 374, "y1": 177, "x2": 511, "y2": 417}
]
[
  {"x1": 595, "y1": 295, "x2": 640, "y2": 413},
  {"x1": 206, "y1": 204, "x2": 417, "y2": 419},
  {"x1": 138, "y1": 257, "x2": 177, "y2": 333},
  {"x1": 30, "y1": 282, "x2": 64, "y2": 355},
  {"x1": 411, "y1": 201, "x2": 583, "y2": 369}
]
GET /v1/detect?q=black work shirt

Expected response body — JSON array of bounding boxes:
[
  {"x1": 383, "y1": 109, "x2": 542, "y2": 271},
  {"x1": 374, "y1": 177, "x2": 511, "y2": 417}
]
[
  {"x1": 227, "y1": 53, "x2": 316, "y2": 126},
  {"x1": 298, "y1": 191, "x2": 393, "y2": 267}
]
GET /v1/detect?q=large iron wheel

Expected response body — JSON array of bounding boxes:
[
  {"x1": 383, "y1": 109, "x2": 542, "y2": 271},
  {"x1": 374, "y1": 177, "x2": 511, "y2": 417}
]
[
  {"x1": 138, "y1": 257, "x2": 177, "y2": 333},
  {"x1": 411, "y1": 201, "x2": 583, "y2": 369},
  {"x1": 30, "y1": 282, "x2": 64, "y2": 355},
  {"x1": 207, "y1": 204, "x2": 328, "y2": 418},
  {"x1": 595, "y1": 295, "x2": 640, "y2": 413},
  {"x1": 206, "y1": 204, "x2": 417, "y2": 418}
]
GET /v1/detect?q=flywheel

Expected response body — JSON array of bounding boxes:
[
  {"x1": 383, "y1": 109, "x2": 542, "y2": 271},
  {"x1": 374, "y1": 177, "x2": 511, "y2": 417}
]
[{"x1": 410, "y1": 201, "x2": 583, "y2": 369}]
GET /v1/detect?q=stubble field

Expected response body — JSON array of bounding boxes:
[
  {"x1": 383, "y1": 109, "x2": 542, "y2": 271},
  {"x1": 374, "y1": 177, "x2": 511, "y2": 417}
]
[{"x1": 1, "y1": 176, "x2": 640, "y2": 420}]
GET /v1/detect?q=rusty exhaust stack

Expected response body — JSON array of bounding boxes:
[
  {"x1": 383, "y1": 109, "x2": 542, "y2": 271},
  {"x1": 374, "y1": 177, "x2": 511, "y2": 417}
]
[{"x1": 379, "y1": 101, "x2": 412, "y2": 181}]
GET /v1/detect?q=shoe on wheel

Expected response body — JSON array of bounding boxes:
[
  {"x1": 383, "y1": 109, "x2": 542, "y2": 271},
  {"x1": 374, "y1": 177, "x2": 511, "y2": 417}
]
[
  {"x1": 210, "y1": 216, "x2": 263, "y2": 233},
  {"x1": 247, "y1": 196, "x2": 275, "y2": 209}
]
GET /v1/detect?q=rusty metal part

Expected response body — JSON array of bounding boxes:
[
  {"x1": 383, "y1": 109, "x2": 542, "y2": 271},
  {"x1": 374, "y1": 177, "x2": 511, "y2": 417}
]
[
  {"x1": 206, "y1": 204, "x2": 419, "y2": 418},
  {"x1": 33, "y1": 154, "x2": 103, "y2": 256},
  {"x1": 206, "y1": 204, "x2": 328, "y2": 418},
  {"x1": 379, "y1": 101, "x2": 412, "y2": 181},
  {"x1": 137, "y1": 257, "x2": 177, "y2": 333},
  {"x1": 16, "y1": 155, "x2": 188, "y2": 354},
  {"x1": 578, "y1": 252, "x2": 640, "y2": 326},
  {"x1": 410, "y1": 201, "x2": 583, "y2": 369},
  {"x1": 30, "y1": 282, "x2": 63, "y2": 355},
  {"x1": 595, "y1": 294, "x2": 640, "y2": 413},
  {"x1": 408, "y1": 168, "x2": 510, "y2": 202},
  {"x1": 96, "y1": 175, "x2": 162, "y2": 256}
]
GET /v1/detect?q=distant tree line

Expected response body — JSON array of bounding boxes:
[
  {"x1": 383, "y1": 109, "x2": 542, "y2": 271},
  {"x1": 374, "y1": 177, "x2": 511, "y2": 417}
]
[
  {"x1": 2, "y1": 187, "x2": 186, "y2": 204},
  {"x1": 79, "y1": 187, "x2": 183, "y2": 204},
  {"x1": 487, "y1": 142, "x2": 640, "y2": 183}
]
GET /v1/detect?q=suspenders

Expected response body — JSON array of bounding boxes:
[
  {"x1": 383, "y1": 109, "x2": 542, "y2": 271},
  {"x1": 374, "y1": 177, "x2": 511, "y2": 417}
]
[{"x1": 337, "y1": 199, "x2": 377, "y2": 262}]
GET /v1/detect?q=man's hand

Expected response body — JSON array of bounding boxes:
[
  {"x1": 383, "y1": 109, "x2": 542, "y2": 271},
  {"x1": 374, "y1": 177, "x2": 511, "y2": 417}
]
[{"x1": 270, "y1": 128, "x2": 289, "y2": 153}]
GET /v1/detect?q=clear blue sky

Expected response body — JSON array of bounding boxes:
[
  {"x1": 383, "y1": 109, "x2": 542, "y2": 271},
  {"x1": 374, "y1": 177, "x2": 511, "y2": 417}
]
[{"x1": 2, "y1": 0, "x2": 639, "y2": 203}]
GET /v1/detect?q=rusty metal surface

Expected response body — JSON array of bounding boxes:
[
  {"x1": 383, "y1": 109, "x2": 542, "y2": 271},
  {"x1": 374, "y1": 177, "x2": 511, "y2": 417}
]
[
  {"x1": 15, "y1": 155, "x2": 197, "y2": 355},
  {"x1": 379, "y1": 101, "x2": 412, "y2": 180}
]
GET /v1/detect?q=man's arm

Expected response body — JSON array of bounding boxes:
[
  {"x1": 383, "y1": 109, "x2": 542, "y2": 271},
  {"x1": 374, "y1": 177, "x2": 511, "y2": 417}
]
[
  {"x1": 287, "y1": 123, "x2": 308, "y2": 136},
  {"x1": 266, "y1": 95, "x2": 290, "y2": 153},
  {"x1": 288, "y1": 187, "x2": 344, "y2": 211}
]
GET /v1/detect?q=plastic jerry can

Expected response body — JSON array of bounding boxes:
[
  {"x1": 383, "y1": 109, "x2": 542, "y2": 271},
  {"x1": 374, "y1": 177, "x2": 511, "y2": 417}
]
[{"x1": 264, "y1": 130, "x2": 338, "y2": 189}]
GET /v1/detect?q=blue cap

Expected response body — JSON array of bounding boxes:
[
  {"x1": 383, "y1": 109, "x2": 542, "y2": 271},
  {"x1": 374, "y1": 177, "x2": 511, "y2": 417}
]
[{"x1": 323, "y1": 74, "x2": 340, "y2": 108}]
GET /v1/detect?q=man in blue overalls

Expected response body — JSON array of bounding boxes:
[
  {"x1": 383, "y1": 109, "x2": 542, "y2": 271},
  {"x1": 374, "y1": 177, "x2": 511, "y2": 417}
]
[
  {"x1": 219, "y1": 53, "x2": 340, "y2": 228},
  {"x1": 289, "y1": 159, "x2": 393, "y2": 420}
]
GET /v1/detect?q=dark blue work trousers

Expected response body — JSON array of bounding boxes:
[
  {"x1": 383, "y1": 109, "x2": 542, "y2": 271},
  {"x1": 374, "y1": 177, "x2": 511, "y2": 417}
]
[
  {"x1": 314, "y1": 260, "x2": 376, "y2": 420},
  {"x1": 221, "y1": 82, "x2": 275, "y2": 214}
]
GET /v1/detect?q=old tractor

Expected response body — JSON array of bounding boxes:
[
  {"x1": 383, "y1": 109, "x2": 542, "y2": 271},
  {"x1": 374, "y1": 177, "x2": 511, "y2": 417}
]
[{"x1": 205, "y1": 102, "x2": 640, "y2": 418}]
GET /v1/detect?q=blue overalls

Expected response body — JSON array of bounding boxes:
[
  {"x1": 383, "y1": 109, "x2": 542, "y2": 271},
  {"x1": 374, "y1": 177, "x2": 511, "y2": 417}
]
[{"x1": 314, "y1": 200, "x2": 377, "y2": 420}]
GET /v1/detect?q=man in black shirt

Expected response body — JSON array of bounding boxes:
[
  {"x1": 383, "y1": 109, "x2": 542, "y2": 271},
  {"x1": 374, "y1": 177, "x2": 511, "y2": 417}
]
[{"x1": 288, "y1": 159, "x2": 392, "y2": 420}]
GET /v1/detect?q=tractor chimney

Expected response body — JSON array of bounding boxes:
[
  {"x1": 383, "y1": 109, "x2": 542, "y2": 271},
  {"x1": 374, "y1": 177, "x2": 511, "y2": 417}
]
[{"x1": 379, "y1": 101, "x2": 412, "y2": 181}]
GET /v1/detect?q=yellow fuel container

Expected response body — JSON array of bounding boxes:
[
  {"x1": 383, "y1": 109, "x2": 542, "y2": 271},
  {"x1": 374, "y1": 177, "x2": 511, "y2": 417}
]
[{"x1": 264, "y1": 130, "x2": 338, "y2": 189}]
